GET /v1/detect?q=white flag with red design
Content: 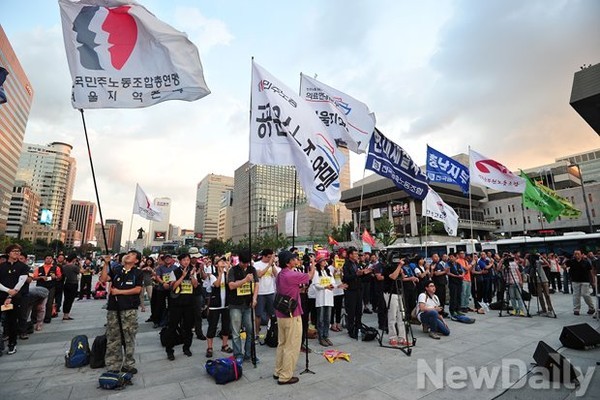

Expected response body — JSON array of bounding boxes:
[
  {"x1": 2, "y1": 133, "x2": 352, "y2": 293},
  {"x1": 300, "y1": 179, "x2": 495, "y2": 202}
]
[
  {"x1": 59, "y1": 0, "x2": 210, "y2": 109},
  {"x1": 469, "y1": 149, "x2": 525, "y2": 193},
  {"x1": 133, "y1": 184, "x2": 162, "y2": 221}
]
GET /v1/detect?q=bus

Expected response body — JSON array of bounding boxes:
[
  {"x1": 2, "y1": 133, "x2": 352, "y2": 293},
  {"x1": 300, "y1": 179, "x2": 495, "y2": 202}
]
[
  {"x1": 385, "y1": 239, "x2": 482, "y2": 263},
  {"x1": 482, "y1": 232, "x2": 600, "y2": 256}
]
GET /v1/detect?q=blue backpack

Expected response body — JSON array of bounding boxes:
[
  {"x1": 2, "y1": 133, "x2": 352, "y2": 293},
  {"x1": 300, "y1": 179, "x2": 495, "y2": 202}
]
[
  {"x1": 65, "y1": 335, "x2": 90, "y2": 368},
  {"x1": 98, "y1": 371, "x2": 133, "y2": 390},
  {"x1": 205, "y1": 357, "x2": 243, "y2": 384}
]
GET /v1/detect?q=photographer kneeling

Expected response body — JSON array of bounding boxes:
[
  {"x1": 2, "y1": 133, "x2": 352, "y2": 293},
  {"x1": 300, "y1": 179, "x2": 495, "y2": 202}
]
[{"x1": 417, "y1": 280, "x2": 450, "y2": 340}]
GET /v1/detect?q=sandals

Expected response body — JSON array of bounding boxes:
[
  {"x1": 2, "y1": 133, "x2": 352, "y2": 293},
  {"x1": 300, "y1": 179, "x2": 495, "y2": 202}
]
[
  {"x1": 206, "y1": 348, "x2": 213, "y2": 358},
  {"x1": 221, "y1": 345, "x2": 233, "y2": 354},
  {"x1": 399, "y1": 338, "x2": 412, "y2": 347}
]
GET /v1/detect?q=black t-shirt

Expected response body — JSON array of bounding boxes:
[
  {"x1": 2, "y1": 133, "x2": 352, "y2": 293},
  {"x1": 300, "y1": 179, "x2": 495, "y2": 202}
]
[
  {"x1": 567, "y1": 258, "x2": 592, "y2": 283},
  {"x1": 0, "y1": 261, "x2": 30, "y2": 303},
  {"x1": 227, "y1": 264, "x2": 258, "y2": 308},
  {"x1": 107, "y1": 265, "x2": 143, "y2": 311},
  {"x1": 169, "y1": 267, "x2": 195, "y2": 307},
  {"x1": 446, "y1": 261, "x2": 464, "y2": 285},
  {"x1": 384, "y1": 264, "x2": 402, "y2": 294},
  {"x1": 431, "y1": 261, "x2": 448, "y2": 286}
]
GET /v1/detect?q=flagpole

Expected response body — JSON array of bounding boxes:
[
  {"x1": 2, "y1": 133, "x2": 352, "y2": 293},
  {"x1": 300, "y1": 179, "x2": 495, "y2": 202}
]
[
  {"x1": 468, "y1": 146, "x2": 474, "y2": 240},
  {"x1": 127, "y1": 185, "x2": 137, "y2": 250},
  {"x1": 424, "y1": 214, "x2": 429, "y2": 258},
  {"x1": 292, "y1": 171, "x2": 297, "y2": 248},
  {"x1": 357, "y1": 162, "x2": 367, "y2": 240},
  {"x1": 248, "y1": 57, "x2": 254, "y2": 255},
  {"x1": 79, "y1": 109, "x2": 110, "y2": 254}
]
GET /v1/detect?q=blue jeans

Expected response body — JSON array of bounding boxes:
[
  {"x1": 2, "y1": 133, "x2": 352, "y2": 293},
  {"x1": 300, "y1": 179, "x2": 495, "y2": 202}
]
[
  {"x1": 461, "y1": 281, "x2": 471, "y2": 308},
  {"x1": 419, "y1": 310, "x2": 450, "y2": 335},
  {"x1": 317, "y1": 306, "x2": 332, "y2": 339},
  {"x1": 229, "y1": 306, "x2": 253, "y2": 359}
]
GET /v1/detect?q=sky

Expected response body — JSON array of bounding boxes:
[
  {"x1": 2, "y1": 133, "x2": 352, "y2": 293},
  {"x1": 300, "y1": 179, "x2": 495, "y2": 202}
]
[{"x1": 3, "y1": 0, "x2": 600, "y2": 241}]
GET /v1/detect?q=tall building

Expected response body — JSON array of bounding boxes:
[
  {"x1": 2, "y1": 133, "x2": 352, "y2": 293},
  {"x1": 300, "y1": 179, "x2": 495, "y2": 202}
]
[
  {"x1": 148, "y1": 197, "x2": 171, "y2": 247},
  {"x1": 194, "y1": 174, "x2": 234, "y2": 242},
  {"x1": 231, "y1": 163, "x2": 302, "y2": 242},
  {"x1": 95, "y1": 222, "x2": 116, "y2": 253},
  {"x1": 105, "y1": 219, "x2": 123, "y2": 252},
  {"x1": 6, "y1": 180, "x2": 40, "y2": 238},
  {"x1": 0, "y1": 26, "x2": 34, "y2": 235},
  {"x1": 16, "y1": 142, "x2": 77, "y2": 230},
  {"x1": 69, "y1": 200, "x2": 97, "y2": 244},
  {"x1": 218, "y1": 190, "x2": 233, "y2": 240}
]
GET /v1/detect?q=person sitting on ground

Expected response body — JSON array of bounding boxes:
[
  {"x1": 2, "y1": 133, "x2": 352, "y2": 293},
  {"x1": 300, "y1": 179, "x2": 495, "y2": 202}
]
[{"x1": 417, "y1": 280, "x2": 450, "y2": 340}]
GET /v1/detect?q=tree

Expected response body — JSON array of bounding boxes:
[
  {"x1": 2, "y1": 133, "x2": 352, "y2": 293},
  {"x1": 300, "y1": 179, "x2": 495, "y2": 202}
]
[
  {"x1": 375, "y1": 218, "x2": 397, "y2": 247},
  {"x1": 420, "y1": 221, "x2": 446, "y2": 236},
  {"x1": 205, "y1": 238, "x2": 227, "y2": 256},
  {"x1": 331, "y1": 221, "x2": 354, "y2": 242}
]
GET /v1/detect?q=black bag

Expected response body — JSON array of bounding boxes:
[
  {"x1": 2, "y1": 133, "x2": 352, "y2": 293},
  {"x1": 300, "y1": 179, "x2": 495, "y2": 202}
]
[
  {"x1": 273, "y1": 293, "x2": 298, "y2": 316},
  {"x1": 360, "y1": 324, "x2": 378, "y2": 342},
  {"x1": 521, "y1": 290, "x2": 531, "y2": 302},
  {"x1": 263, "y1": 316, "x2": 278, "y2": 348},
  {"x1": 90, "y1": 334, "x2": 107, "y2": 369},
  {"x1": 160, "y1": 326, "x2": 183, "y2": 348}
]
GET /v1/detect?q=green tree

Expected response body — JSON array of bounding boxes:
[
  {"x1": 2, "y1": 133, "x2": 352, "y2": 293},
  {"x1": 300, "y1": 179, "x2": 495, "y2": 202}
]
[
  {"x1": 375, "y1": 218, "x2": 397, "y2": 247},
  {"x1": 420, "y1": 221, "x2": 446, "y2": 236},
  {"x1": 331, "y1": 221, "x2": 354, "y2": 242},
  {"x1": 205, "y1": 238, "x2": 227, "y2": 256}
]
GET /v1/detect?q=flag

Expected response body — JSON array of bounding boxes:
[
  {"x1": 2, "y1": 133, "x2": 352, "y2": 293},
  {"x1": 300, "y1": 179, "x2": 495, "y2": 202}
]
[
  {"x1": 537, "y1": 184, "x2": 581, "y2": 218},
  {"x1": 0, "y1": 66, "x2": 8, "y2": 105},
  {"x1": 423, "y1": 186, "x2": 459, "y2": 236},
  {"x1": 469, "y1": 149, "x2": 525, "y2": 193},
  {"x1": 133, "y1": 184, "x2": 163, "y2": 221},
  {"x1": 520, "y1": 172, "x2": 566, "y2": 222},
  {"x1": 362, "y1": 229, "x2": 376, "y2": 247},
  {"x1": 300, "y1": 74, "x2": 375, "y2": 154},
  {"x1": 426, "y1": 145, "x2": 469, "y2": 194},
  {"x1": 249, "y1": 61, "x2": 345, "y2": 211},
  {"x1": 328, "y1": 235, "x2": 339, "y2": 246},
  {"x1": 59, "y1": 0, "x2": 210, "y2": 109},
  {"x1": 366, "y1": 129, "x2": 429, "y2": 200}
]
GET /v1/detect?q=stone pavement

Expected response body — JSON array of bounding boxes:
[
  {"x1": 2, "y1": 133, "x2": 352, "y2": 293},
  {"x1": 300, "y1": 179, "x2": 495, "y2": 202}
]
[{"x1": 1, "y1": 284, "x2": 598, "y2": 400}]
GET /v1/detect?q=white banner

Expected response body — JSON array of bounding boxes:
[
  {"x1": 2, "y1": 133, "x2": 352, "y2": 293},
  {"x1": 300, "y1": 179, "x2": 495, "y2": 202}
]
[
  {"x1": 285, "y1": 210, "x2": 297, "y2": 237},
  {"x1": 423, "y1": 187, "x2": 459, "y2": 236},
  {"x1": 300, "y1": 74, "x2": 375, "y2": 154},
  {"x1": 250, "y1": 61, "x2": 345, "y2": 211},
  {"x1": 469, "y1": 149, "x2": 525, "y2": 193},
  {"x1": 59, "y1": 0, "x2": 210, "y2": 109},
  {"x1": 133, "y1": 184, "x2": 163, "y2": 221}
]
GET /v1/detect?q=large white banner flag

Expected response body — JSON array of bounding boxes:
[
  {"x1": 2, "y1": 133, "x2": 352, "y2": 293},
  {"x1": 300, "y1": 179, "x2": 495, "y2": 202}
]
[
  {"x1": 300, "y1": 74, "x2": 375, "y2": 154},
  {"x1": 250, "y1": 61, "x2": 345, "y2": 211},
  {"x1": 59, "y1": 0, "x2": 210, "y2": 109},
  {"x1": 469, "y1": 149, "x2": 525, "y2": 193},
  {"x1": 133, "y1": 184, "x2": 163, "y2": 221},
  {"x1": 423, "y1": 186, "x2": 459, "y2": 236}
]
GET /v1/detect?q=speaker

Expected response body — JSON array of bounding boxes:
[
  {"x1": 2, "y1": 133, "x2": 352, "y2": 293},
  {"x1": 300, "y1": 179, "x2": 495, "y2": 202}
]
[
  {"x1": 533, "y1": 341, "x2": 578, "y2": 382},
  {"x1": 559, "y1": 323, "x2": 600, "y2": 350}
]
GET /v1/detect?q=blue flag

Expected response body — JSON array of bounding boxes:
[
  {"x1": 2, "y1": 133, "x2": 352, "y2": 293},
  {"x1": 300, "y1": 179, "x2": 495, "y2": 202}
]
[
  {"x1": 0, "y1": 67, "x2": 8, "y2": 105},
  {"x1": 426, "y1": 145, "x2": 470, "y2": 194},
  {"x1": 366, "y1": 129, "x2": 429, "y2": 200}
]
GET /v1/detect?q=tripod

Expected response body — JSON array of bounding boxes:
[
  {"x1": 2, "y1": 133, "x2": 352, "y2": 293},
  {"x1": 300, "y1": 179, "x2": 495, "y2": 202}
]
[
  {"x1": 377, "y1": 277, "x2": 415, "y2": 356},
  {"x1": 499, "y1": 259, "x2": 531, "y2": 318}
]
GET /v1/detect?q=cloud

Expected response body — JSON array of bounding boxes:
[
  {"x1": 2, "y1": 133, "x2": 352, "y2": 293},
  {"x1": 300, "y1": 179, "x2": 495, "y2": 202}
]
[{"x1": 172, "y1": 7, "x2": 234, "y2": 54}]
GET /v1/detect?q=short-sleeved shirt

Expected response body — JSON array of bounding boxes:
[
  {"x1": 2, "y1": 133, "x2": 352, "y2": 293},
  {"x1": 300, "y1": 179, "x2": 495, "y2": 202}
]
[
  {"x1": 155, "y1": 264, "x2": 174, "y2": 291},
  {"x1": 0, "y1": 261, "x2": 30, "y2": 303},
  {"x1": 456, "y1": 258, "x2": 470, "y2": 282},
  {"x1": 254, "y1": 260, "x2": 279, "y2": 295},
  {"x1": 107, "y1": 266, "x2": 143, "y2": 311},
  {"x1": 168, "y1": 267, "x2": 195, "y2": 306},
  {"x1": 431, "y1": 261, "x2": 447, "y2": 286},
  {"x1": 62, "y1": 263, "x2": 80, "y2": 285},
  {"x1": 275, "y1": 267, "x2": 310, "y2": 318},
  {"x1": 384, "y1": 264, "x2": 403, "y2": 294},
  {"x1": 227, "y1": 264, "x2": 258, "y2": 308}
]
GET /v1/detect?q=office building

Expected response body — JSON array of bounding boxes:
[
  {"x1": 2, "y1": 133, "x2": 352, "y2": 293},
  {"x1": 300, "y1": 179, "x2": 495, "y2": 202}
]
[
  {"x1": 16, "y1": 142, "x2": 76, "y2": 231},
  {"x1": 194, "y1": 174, "x2": 234, "y2": 243},
  {"x1": 6, "y1": 181, "x2": 40, "y2": 238},
  {"x1": 69, "y1": 200, "x2": 97, "y2": 245},
  {"x1": 105, "y1": 219, "x2": 123, "y2": 252},
  {"x1": 95, "y1": 222, "x2": 116, "y2": 253},
  {"x1": 20, "y1": 223, "x2": 65, "y2": 245},
  {"x1": 0, "y1": 26, "x2": 34, "y2": 234},
  {"x1": 556, "y1": 148, "x2": 600, "y2": 184},
  {"x1": 218, "y1": 190, "x2": 233, "y2": 240}
]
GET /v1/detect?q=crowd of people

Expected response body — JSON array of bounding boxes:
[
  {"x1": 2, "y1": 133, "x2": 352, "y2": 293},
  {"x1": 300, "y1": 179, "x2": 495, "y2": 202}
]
[{"x1": 0, "y1": 243, "x2": 598, "y2": 385}]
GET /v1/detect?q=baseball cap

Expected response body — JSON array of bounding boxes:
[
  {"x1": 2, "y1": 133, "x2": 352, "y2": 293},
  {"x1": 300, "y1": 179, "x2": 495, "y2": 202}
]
[{"x1": 278, "y1": 250, "x2": 299, "y2": 267}]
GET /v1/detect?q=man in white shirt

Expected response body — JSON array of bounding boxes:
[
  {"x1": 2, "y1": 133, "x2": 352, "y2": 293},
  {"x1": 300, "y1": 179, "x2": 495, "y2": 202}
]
[{"x1": 254, "y1": 249, "x2": 279, "y2": 339}]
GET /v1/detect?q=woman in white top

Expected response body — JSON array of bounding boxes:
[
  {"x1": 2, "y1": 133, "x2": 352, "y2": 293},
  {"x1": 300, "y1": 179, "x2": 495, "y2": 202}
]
[
  {"x1": 417, "y1": 280, "x2": 450, "y2": 340},
  {"x1": 312, "y1": 256, "x2": 337, "y2": 346},
  {"x1": 329, "y1": 255, "x2": 346, "y2": 332}
]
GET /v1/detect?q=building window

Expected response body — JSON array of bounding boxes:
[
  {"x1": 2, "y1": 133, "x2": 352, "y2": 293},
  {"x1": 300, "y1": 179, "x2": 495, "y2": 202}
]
[
  {"x1": 527, "y1": 216, "x2": 531, "y2": 224},
  {"x1": 593, "y1": 209, "x2": 596, "y2": 218}
]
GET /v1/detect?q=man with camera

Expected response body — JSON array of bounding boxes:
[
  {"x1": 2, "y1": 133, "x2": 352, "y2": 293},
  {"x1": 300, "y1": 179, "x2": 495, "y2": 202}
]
[{"x1": 502, "y1": 253, "x2": 526, "y2": 316}]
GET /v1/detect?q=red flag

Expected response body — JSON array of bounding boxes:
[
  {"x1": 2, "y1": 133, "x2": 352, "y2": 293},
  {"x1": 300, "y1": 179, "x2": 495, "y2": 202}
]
[
  {"x1": 328, "y1": 235, "x2": 339, "y2": 246},
  {"x1": 362, "y1": 229, "x2": 376, "y2": 247}
]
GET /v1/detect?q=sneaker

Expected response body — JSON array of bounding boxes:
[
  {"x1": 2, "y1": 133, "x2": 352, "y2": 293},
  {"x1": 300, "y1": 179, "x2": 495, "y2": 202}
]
[
  {"x1": 587, "y1": 309, "x2": 595, "y2": 315},
  {"x1": 183, "y1": 348, "x2": 192, "y2": 357},
  {"x1": 7, "y1": 345, "x2": 16, "y2": 355},
  {"x1": 121, "y1": 366, "x2": 138, "y2": 374},
  {"x1": 574, "y1": 311, "x2": 580, "y2": 316},
  {"x1": 519, "y1": 310, "x2": 526, "y2": 317},
  {"x1": 429, "y1": 331, "x2": 440, "y2": 340}
]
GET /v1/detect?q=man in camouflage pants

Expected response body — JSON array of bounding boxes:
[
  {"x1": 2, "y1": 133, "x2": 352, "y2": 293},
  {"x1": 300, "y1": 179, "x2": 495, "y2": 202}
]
[{"x1": 100, "y1": 251, "x2": 143, "y2": 374}]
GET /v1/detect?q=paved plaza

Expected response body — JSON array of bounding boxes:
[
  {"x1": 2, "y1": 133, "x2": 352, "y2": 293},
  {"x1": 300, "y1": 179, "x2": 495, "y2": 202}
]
[{"x1": 1, "y1": 282, "x2": 598, "y2": 400}]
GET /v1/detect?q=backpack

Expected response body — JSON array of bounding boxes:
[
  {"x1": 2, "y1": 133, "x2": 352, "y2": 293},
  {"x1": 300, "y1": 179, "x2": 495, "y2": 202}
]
[
  {"x1": 160, "y1": 325, "x2": 183, "y2": 348},
  {"x1": 98, "y1": 371, "x2": 133, "y2": 390},
  {"x1": 65, "y1": 335, "x2": 90, "y2": 368},
  {"x1": 89, "y1": 334, "x2": 107, "y2": 369},
  {"x1": 264, "y1": 316, "x2": 278, "y2": 348},
  {"x1": 205, "y1": 357, "x2": 243, "y2": 384},
  {"x1": 360, "y1": 324, "x2": 379, "y2": 342}
]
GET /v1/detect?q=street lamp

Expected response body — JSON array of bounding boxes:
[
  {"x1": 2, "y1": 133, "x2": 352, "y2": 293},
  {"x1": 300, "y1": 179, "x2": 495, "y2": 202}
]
[{"x1": 568, "y1": 163, "x2": 594, "y2": 233}]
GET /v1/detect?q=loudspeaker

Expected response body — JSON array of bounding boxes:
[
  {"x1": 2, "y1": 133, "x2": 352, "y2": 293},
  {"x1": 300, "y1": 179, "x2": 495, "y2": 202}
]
[
  {"x1": 533, "y1": 341, "x2": 578, "y2": 382},
  {"x1": 559, "y1": 323, "x2": 600, "y2": 350}
]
